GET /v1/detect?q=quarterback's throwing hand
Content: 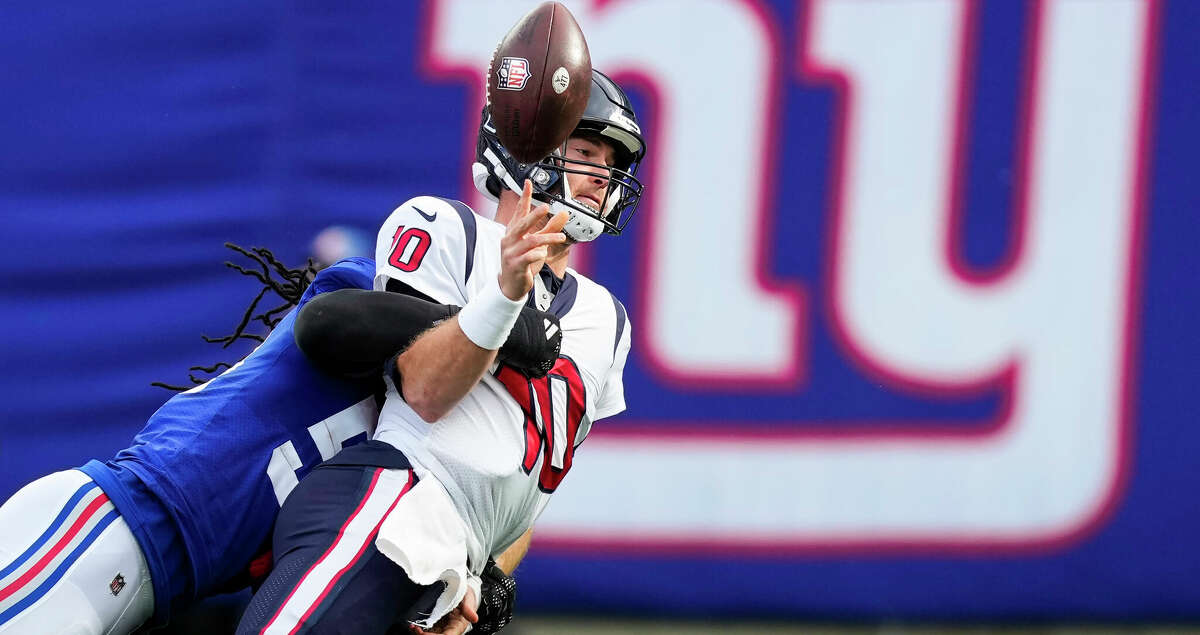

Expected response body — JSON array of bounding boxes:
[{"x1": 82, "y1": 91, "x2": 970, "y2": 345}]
[{"x1": 498, "y1": 180, "x2": 568, "y2": 301}]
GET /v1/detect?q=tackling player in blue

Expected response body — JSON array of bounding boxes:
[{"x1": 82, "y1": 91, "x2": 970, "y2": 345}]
[{"x1": 0, "y1": 247, "x2": 559, "y2": 633}]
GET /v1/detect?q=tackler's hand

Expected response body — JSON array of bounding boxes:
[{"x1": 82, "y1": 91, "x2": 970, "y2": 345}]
[
  {"x1": 498, "y1": 180, "x2": 568, "y2": 302},
  {"x1": 472, "y1": 560, "x2": 517, "y2": 634}
]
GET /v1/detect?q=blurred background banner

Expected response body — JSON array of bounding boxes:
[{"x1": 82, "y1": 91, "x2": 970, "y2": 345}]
[{"x1": 1, "y1": 0, "x2": 1196, "y2": 623}]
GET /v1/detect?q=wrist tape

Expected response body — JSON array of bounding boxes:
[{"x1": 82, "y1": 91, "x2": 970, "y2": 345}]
[{"x1": 457, "y1": 277, "x2": 525, "y2": 350}]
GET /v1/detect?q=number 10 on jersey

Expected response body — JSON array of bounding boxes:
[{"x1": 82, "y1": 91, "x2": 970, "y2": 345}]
[{"x1": 496, "y1": 358, "x2": 587, "y2": 493}]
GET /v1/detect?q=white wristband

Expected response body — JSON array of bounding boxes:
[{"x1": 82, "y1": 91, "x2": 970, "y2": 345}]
[{"x1": 457, "y1": 278, "x2": 524, "y2": 350}]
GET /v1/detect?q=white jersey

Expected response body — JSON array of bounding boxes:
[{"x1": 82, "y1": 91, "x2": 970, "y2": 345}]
[{"x1": 371, "y1": 196, "x2": 631, "y2": 568}]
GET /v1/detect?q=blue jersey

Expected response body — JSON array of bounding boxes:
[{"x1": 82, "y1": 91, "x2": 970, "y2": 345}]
[{"x1": 80, "y1": 257, "x2": 378, "y2": 623}]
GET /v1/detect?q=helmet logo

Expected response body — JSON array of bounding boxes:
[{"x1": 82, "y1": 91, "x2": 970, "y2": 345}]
[
  {"x1": 612, "y1": 111, "x2": 641, "y2": 135},
  {"x1": 496, "y1": 57, "x2": 531, "y2": 91},
  {"x1": 552, "y1": 67, "x2": 570, "y2": 94}
]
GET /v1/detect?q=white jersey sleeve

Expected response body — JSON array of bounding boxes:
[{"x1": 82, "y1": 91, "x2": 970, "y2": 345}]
[
  {"x1": 373, "y1": 196, "x2": 483, "y2": 305},
  {"x1": 594, "y1": 301, "x2": 631, "y2": 420},
  {"x1": 553, "y1": 276, "x2": 632, "y2": 424}
]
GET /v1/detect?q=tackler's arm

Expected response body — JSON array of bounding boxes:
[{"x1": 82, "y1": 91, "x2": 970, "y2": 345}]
[{"x1": 294, "y1": 289, "x2": 559, "y2": 381}]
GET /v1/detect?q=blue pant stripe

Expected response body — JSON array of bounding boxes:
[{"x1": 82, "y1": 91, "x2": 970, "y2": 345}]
[
  {"x1": 0, "y1": 481, "x2": 98, "y2": 581},
  {"x1": 0, "y1": 508, "x2": 118, "y2": 626}
]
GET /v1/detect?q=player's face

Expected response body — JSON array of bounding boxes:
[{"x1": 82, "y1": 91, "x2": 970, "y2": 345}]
[{"x1": 563, "y1": 135, "x2": 616, "y2": 214}]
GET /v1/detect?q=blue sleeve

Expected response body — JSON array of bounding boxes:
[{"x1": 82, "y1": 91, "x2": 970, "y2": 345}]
[{"x1": 298, "y1": 257, "x2": 375, "y2": 307}]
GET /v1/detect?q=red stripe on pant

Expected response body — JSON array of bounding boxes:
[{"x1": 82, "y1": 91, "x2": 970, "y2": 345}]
[
  {"x1": 0, "y1": 493, "x2": 110, "y2": 603},
  {"x1": 260, "y1": 468, "x2": 415, "y2": 635}
]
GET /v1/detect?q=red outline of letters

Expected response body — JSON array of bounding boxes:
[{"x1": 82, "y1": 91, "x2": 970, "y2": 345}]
[{"x1": 418, "y1": 0, "x2": 1158, "y2": 557}]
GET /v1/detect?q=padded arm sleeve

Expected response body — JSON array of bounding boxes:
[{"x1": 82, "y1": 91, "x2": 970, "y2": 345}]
[
  {"x1": 295, "y1": 289, "x2": 458, "y2": 379},
  {"x1": 295, "y1": 289, "x2": 561, "y2": 379}
]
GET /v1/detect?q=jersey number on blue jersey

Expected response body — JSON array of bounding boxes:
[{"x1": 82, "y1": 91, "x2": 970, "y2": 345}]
[
  {"x1": 265, "y1": 397, "x2": 375, "y2": 505},
  {"x1": 496, "y1": 358, "x2": 587, "y2": 494}
]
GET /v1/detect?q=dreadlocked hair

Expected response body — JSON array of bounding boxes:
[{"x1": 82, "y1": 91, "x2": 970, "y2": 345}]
[{"x1": 152, "y1": 242, "x2": 320, "y2": 391}]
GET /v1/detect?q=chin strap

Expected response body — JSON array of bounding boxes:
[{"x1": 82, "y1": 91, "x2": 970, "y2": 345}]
[
  {"x1": 552, "y1": 199, "x2": 603, "y2": 242},
  {"x1": 551, "y1": 164, "x2": 605, "y2": 243}
]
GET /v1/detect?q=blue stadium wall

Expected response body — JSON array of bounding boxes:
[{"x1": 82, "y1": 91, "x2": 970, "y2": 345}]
[{"x1": 2, "y1": 0, "x2": 1197, "y2": 622}]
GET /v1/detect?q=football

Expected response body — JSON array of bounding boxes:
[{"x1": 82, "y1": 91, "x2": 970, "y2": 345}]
[{"x1": 486, "y1": 1, "x2": 591, "y2": 164}]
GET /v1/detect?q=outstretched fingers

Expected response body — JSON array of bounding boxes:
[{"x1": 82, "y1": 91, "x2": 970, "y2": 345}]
[
  {"x1": 511, "y1": 215, "x2": 567, "y2": 258},
  {"x1": 519, "y1": 178, "x2": 533, "y2": 214},
  {"x1": 511, "y1": 204, "x2": 553, "y2": 240},
  {"x1": 497, "y1": 181, "x2": 570, "y2": 300},
  {"x1": 506, "y1": 181, "x2": 544, "y2": 235},
  {"x1": 541, "y1": 208, "x2": 568, "y2": 235}
]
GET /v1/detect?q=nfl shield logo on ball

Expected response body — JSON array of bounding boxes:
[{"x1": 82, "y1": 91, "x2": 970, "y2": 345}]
[{"x1": 496, "y1": 57, "x2": 530, "y2": 90}]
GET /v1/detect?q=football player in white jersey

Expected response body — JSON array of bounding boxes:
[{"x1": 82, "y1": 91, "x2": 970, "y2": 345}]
[{"x1": 236, "y1": 69, "x2": 644, "y2": 635}]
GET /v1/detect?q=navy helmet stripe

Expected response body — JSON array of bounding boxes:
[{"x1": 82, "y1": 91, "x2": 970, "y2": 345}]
[{"x1": 437, "y1": 198, "x2": 477, "y2": 286}]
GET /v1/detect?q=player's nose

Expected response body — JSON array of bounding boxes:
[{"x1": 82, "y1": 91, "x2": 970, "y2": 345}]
[{"x1": 585, "y1": 165, "x2": 609, "y2": 184}]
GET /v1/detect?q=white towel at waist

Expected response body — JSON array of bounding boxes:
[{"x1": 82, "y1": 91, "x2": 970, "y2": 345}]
[{"x1": 375, "y1": 470, "x2": 482, "y2": 629}]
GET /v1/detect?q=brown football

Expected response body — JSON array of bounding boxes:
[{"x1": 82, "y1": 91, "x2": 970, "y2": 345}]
[{"x1": 486, "y1": 1, "x2": 591, "y2": 164}]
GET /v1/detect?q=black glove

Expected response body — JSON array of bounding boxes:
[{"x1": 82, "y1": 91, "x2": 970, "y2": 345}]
[
  {"x1": 498, "y1": 308, "x2": 562, "y2": 378},
  {"x1": 473, "y1": 559, "x2": 516, "y2": 634}
]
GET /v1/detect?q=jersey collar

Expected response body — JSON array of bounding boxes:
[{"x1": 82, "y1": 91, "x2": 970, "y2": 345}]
[{"x1": 528, "y1": 265, "x2": 577, "y2": 318}]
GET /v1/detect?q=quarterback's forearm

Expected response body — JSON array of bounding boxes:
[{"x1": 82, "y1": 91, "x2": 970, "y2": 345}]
[
  {"x1": 395, "y1": 315, "x2": 499, "y2": 422},
  {"x1": 398, "y1": 277, "x2": 533, "y2": 422},
  {"x1": 494, "y1": 528, "x2": 532, "y2": 575}
]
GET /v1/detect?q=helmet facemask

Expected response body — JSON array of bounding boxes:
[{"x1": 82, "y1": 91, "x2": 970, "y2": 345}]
[{"x1": 537, "y1": 136, "x2": 644, "y2": 242}]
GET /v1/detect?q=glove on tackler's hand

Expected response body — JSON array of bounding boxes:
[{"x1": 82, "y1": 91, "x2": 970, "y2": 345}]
[
  {"x1": 473, "y1": 559, "x2": 517, "y2": 635},
  {"x1": 497, "y1": 307, "x2": 561, "y2": 378}
]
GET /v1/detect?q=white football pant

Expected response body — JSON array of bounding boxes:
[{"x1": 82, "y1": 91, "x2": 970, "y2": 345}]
[{"x1": 0, "y1": 470, "x2": 153, "y2": 634}]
